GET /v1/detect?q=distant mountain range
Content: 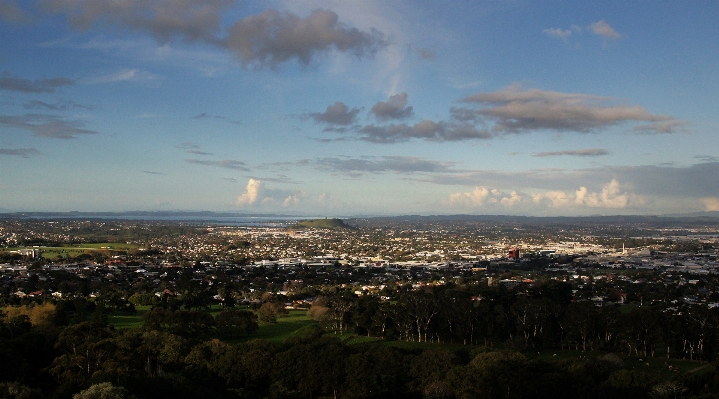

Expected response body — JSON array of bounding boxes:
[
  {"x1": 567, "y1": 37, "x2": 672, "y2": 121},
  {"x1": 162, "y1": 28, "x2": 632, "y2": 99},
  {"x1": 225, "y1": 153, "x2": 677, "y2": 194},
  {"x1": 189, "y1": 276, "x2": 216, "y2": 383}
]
[
  {"x1": 0, "y1": 210, "x2": 717, "y2": 223},
  {"x1": 0, "y1": 211, "x2": 297, "y2": 218}
]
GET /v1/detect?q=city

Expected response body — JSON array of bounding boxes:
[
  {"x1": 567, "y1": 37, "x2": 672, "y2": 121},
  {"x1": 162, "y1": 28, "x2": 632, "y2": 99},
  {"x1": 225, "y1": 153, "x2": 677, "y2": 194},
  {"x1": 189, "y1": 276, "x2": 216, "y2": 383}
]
[{"x1": 2, "y1": 215, "x2": 719, "y2": 398}]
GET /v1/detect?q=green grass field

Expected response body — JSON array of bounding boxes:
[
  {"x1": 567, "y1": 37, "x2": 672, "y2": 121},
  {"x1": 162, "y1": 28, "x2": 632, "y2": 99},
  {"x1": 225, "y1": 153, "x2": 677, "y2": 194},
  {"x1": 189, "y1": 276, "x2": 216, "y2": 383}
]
[
  {"x1": 250, "y1": 310, "x2": 317, "y2": 343},
  {"x1": 108, "y1": 307, "x2": 318, "y2": 344},
  {"x1": 3, "y1": 242, "x2": 139, "y2": 259}
]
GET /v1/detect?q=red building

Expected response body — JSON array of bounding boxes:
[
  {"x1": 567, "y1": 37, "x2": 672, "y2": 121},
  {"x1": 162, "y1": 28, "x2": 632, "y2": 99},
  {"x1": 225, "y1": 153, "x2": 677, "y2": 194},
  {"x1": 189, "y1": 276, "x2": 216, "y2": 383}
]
[{"x1": 508, "y1": 247, "x2": 520, "y2": 259}]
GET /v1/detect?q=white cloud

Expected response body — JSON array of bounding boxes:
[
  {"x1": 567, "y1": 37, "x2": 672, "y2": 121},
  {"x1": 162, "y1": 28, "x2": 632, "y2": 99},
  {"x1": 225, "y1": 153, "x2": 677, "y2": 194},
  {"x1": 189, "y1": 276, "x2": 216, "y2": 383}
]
[
  {"x1": 449, "y1": 186, "x2": 491, "y2": 206},
  {"x1": 590, "y1": 20, "x2": 620, "y2": 40},
  {"x1": 702, "y1": 197, "x2": 719, "y2": 212},
  {"x1": 236, "y1": 178, "x2": 308, "y2": 208},
  {"x1": 542, "y1": 28, "x2": 572, "y2": 40},
  {"x1": 451, "y1": 180, "x2": 640, "y2": 211},
  {"x1": 501, "y1": 191, "x2": 523, "y2": 207},
  {"x1": 574, "y1": 179, "x2": 631, "y2": 208},
  {"x1": 237, "y1": 178, "x2": 264, "y2": 205}
]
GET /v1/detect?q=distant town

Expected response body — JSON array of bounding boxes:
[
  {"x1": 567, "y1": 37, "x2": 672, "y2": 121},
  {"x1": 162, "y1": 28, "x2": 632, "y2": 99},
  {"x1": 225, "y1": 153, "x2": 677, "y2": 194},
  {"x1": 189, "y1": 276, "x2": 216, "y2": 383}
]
[{"x1": 2, "y1": 215, "x2": 718, "y2": 306}]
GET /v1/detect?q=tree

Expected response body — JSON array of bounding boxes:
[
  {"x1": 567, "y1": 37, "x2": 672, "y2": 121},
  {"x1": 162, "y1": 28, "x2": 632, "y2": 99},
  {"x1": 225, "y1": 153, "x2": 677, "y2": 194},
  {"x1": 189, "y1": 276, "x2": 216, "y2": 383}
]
[
  {"x1": 215, "y1": 309, "x2": 259, "y2": 338},
  {"x1": 563, "y1": 301, "x2": 598, "y2": 351},
  {"x1": 73, "y1": 382, "x2": 134, "y2": 399},
  {"x1": 50, "y1": 322, "x2": 119, "y2": 385},
  {"x1": 258, "y1": 302, "x2": 287, "y2": 324},
  {"x1": 400, "y1": 292, "x2": 440, "y2": 343}
]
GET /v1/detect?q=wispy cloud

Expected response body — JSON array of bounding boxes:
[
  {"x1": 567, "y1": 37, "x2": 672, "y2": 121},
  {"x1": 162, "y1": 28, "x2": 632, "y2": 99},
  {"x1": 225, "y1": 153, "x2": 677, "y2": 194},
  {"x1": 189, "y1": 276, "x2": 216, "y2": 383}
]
[
  {"x1": 544, "y1": 20, "x2": 620, "y2": 46},
  {"x1": 542, "y1": 28, "x2": 572, "y2": 41},
  {"x1": 315, "y1": 156, "x2": 457, "y2": 175},
  {"x1": 185, "y1": 158, "x2": 250, "y2": 171},
  {"x1": 0, "y1": 113, "x2": 99, "y2": 138},
  {"x1": 23, "y1": 99, "x2": 92, "y2": 111},
  {"x1": 193, "y1": 112, "x2": 240, "y2": 125},
  {"x1": 176, "y1": 142, "x2": 214, "y2": 156},
  {"x1": 0, "y1": 147, "x2": 42, "y2": 158},
  {"x1": 143, "y1": 170, "x2": 166, "y2": 175},
  {"x1": 84, "y1": 68, "x2": 156, "y2": 84},
  {"x1": 532, "y1": 148, "x2": 609, "y2": 157},
  {"x1": 0, "y1": 71, "x2": 75, "y2": 93}
]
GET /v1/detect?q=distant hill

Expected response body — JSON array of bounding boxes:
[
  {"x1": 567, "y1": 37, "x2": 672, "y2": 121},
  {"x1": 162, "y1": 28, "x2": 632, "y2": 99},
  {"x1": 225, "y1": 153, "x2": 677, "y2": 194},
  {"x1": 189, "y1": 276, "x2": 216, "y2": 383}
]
[{"x1": 292, "y1": 218, "x2": 354, "y2": 229}]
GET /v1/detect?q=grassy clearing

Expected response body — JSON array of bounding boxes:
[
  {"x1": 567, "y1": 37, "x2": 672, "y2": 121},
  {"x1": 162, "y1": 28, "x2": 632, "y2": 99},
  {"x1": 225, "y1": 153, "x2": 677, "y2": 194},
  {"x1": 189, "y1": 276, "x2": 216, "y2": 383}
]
[
  {"x1": 108, "y1": 307, "x2": 318, "y2": 344},
  {"x1": 251, "y1": 310, "x2": 317, "y2": 343},
  {"x1": 72, "y1": 243, "x2": 139, "y2": 251},
  {"x1": 108, "y1": 305, "x2": 150, "y2": 329},
  {"x1": 3, "y1": 242, "x2": 139, "y2": 259}
]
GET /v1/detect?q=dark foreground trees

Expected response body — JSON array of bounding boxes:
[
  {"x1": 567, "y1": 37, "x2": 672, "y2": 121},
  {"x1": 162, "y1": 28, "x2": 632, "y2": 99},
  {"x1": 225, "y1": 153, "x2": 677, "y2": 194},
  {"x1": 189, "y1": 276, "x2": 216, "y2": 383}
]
[{"x1": 4, "y1": 311, "x2": 719, "y2": 398}]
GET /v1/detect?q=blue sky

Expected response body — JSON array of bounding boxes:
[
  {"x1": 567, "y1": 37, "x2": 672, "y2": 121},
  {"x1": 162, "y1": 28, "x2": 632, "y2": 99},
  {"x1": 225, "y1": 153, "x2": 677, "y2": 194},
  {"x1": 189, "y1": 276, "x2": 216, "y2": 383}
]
[{"x1": 1, "y1": 0, "x2": 718, "y2": 216}]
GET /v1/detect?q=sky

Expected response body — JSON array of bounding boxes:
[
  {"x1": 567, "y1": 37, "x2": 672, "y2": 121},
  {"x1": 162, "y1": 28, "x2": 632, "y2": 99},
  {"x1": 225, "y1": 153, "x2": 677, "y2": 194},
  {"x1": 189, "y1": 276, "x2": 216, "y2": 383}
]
[{"x1": 0, "y1": 0, "x2": 718, "y2": 216}]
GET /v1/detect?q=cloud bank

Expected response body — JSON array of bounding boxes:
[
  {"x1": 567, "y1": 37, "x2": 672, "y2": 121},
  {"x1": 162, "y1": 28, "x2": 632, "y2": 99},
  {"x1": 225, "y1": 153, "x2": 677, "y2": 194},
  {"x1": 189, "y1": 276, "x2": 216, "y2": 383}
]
[
  {"x1": 310, "y1": 84, "x2": 682, "y2": 143},
  {"x1": 450, "y1": 179, "x2": 641, "y2": 211},
  {"x1": 39, "y1": 1, "x2": 386, "y2": 69}
]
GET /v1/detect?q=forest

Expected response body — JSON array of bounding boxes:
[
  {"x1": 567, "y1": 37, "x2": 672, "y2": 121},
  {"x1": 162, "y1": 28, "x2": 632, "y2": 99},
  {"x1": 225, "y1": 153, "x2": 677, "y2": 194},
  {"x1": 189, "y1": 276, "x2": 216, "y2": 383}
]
[{"x1": 4, "y1": 280, "x2": 719, "y2": 399}]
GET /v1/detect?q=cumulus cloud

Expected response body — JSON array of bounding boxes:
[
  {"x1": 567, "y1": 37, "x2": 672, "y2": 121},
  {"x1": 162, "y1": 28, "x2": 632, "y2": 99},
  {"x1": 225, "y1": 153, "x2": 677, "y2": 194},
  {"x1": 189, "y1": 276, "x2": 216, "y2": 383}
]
[
  {"x1": 237, "y1": 178, "x2": 264, "y2": 205},
  {"x1": 533, "y1": 191, "x2": 570, "y2": 208},
  {"x1": 226, "y1": 9, "x2": 385, "y2": 68},
  {"x1": 236, "y1": 178, "x2": 305, "y2": 207},
  {"x1": 310, "y1": 101, "x2": 361, "y2": 126},
  {"x1": 0, "y1": 71, "x2": 75, "y2": 93},
  {"x1": 370, "y1": 92, "x2": 413, "y2": 121},
  {"x1": 0, "y1": 113, "x2": 99, "y2": 138},
  {"x1": 449, "y1": 187, "x2": 492, "y2": 206},
  {"x1": 590, "y1": 20, "x2": 621, "y2": 40},
  {"x1": 40, "y1": 2, "x2": 385, "y2": 68},
  {"x1": 533, "y1": 148, "x2": 609, "y2": 157},
  {"x1": 0, "y1": 148, "x2": 42, "y2": 158},
  {"x1": 450, "y1": 180, "x2": 639, "y2": 211},
  {"x1": 702, "y1": 197, "x2": 719, "y2": 212},
  {"x1": 572, "y1": 179, "x2": 632, "y2": 208},
  {"x1": 460, "y1": 84, "x2": 683, "y2": 135},
  {"x1": 450, "y1": 187, "x2": 525, "y2": 207},
  {"x1": 185, "y1": 159, "x2": 249, "y2": 171},
  {"x1": 315, "y1": 155, "x2": 456, "y2": 175}
]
